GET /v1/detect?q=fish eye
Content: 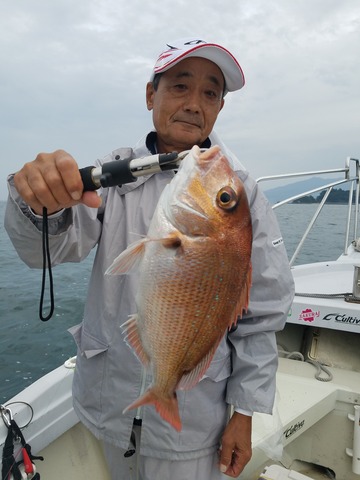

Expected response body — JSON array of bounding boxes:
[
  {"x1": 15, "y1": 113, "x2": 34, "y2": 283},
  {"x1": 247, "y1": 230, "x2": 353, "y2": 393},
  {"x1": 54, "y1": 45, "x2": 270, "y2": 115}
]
[{"x1": 216, "y1": 187, "x2": 238, "y2": 210}]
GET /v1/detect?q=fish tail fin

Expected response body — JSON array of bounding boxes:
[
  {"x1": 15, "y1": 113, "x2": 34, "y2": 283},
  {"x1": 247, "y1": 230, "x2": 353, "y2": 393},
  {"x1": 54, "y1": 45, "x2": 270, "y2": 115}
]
[{"x1": 123, "y1": 389, "x2": 182, "y2": 432}]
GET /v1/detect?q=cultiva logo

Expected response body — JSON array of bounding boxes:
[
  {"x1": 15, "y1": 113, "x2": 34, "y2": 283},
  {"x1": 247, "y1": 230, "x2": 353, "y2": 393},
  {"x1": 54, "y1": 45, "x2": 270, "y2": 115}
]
[
  {"x1": 284, "y1": 419, "x2": 305, "y2": 439},
  {"x1": 323, "y1": 313, "x2": 360, "y2": 326},
  {"x1": 298, "y1": 308, "x2": 320, "y2": 323}
]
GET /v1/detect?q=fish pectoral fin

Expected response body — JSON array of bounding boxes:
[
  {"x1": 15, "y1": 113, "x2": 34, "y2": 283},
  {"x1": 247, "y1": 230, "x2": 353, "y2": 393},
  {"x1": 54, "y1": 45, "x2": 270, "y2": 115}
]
[
  {"x1": 160, "y1": 233, "x2": 182, "y2": 249},
  {"x1": 105, "y1": 238, "x2": 147, "y2": 275},
  {"x1": 121, "y1": 314, "x2": 150, "y2": 366},
  {"x1": 177, "y1": 344, "x2": 218, "y2": 391},
  {"x1": 105, "y1": 234, "x2": 182, "y2": 276}
]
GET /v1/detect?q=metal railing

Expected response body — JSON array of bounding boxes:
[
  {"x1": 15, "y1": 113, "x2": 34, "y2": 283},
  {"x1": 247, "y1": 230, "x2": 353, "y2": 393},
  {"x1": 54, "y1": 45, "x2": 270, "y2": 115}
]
[{"x1": 256, "y1": 157, "x2": 360, "y2": 266}]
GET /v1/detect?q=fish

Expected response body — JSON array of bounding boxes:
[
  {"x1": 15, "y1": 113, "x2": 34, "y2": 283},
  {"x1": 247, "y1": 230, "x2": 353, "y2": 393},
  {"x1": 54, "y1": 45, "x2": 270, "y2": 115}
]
[{"x1": 106, "y1": 144, "x2": 252, "y2": 431}]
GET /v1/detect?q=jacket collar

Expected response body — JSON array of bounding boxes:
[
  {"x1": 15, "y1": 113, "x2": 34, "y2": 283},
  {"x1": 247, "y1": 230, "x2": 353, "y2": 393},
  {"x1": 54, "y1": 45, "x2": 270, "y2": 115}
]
[{"x1": 145, "y1": 131, "x2": 211, "y2": 155}]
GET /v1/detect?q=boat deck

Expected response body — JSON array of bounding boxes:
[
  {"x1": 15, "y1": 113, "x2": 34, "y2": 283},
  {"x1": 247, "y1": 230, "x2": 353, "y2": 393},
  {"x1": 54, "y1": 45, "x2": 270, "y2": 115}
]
[{"x1": 241, "y1": 357, "x2": 360, "y2": 479}]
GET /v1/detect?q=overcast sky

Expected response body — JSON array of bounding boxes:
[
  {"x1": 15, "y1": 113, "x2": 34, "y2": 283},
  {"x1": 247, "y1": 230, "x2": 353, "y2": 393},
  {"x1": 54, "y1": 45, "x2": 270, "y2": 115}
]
[{"x1": 1, "y1": 0, "x2": 359, "y2": 201}]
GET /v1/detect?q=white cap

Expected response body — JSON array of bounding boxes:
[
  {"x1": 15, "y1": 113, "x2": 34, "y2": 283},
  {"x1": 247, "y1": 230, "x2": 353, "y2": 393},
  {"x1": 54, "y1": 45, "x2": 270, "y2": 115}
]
[{"x1": 150, "y1": 38, "x2": 245, "y2": 94}]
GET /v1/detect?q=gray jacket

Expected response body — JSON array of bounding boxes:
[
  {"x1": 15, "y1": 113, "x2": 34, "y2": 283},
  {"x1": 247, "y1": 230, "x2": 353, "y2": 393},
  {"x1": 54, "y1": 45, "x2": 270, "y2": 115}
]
[{"x1": 5, "y1": 132, "x2": 294, "y2": 460}]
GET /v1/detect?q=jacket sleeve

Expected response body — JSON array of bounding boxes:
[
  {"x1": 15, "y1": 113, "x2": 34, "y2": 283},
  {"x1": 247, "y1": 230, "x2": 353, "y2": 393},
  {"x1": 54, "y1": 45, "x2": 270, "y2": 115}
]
[
  {"x1": 226, "y1": 173, "x2": 295, "y2": 414},
  {"x1": 4, "y1": 174, "x2": 103, "y2": 268}
]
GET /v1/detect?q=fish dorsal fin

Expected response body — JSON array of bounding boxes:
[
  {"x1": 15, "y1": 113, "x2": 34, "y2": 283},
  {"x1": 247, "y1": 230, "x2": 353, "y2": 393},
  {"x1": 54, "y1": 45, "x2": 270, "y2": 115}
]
[
  {"x1": 177, "y1": 343, "x2": 218, "y2": 391},
  {"x1": 121, "y1": 314, "x2": 150, "y2": 366},
  {"x1": 230, "y1": 263, "x2": 252, "y2": 328}
]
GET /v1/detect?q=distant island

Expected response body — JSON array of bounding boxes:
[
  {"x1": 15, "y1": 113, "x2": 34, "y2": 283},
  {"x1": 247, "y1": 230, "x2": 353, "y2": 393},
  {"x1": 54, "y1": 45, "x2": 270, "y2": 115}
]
[{"x1": 292, "y1": 188, "x2": 354, "y2": 204}]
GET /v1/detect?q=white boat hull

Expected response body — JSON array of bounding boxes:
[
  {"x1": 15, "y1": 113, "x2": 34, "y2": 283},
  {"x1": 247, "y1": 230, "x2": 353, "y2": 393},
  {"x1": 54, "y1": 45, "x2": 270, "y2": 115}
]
[{"x1": 0, "y1": 361, "x2": 111, "y2": 479}]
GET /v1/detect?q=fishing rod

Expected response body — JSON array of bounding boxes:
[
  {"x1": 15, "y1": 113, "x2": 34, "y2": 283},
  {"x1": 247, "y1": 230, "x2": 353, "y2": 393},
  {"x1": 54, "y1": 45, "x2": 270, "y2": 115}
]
[{"x1": 79, "y1": 151, "x2": 182, "y2": 191}]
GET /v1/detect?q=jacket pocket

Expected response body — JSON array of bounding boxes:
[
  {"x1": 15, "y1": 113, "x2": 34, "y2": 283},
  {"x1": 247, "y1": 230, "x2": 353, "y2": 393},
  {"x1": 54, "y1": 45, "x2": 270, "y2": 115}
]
[
  {"x1": 69, "y1": 323, "x2": 109, "y2": 359},
  {"x1": 69, "y1": 324, "x2": 109, "y2": 423}
]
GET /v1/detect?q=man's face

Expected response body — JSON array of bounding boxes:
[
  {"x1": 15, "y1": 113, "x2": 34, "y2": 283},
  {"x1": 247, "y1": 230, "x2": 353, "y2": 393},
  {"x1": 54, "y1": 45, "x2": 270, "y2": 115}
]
[{"x1": 146, "y1": 57, "x2": 225, "y2": 153}]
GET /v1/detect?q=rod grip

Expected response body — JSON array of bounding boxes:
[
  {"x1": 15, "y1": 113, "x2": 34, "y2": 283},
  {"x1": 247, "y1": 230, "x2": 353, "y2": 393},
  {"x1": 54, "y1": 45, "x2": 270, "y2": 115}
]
[{"x1": 79, "y1": 166, "x2": 98, "y2": 191}]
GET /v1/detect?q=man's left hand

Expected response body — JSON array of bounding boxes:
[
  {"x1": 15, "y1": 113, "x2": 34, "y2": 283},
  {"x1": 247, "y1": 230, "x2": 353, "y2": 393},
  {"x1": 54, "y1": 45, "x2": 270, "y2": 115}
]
[{"x1": 219, "y1": 411, "x2": 252, "y2": 477}]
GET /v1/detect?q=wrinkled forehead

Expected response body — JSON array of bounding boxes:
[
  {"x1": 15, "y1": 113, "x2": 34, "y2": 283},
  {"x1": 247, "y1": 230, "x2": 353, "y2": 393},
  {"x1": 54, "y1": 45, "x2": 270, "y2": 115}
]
[{"x1": 162, "y1": 57, "x2": 225, "y2": 92}]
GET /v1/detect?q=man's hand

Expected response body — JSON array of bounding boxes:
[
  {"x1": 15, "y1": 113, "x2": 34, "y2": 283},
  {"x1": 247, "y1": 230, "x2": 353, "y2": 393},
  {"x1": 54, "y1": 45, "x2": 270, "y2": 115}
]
[
  {"x1": 219, "y1": 411, "x2": 252, "y2": 477},
  {"x1": 14, "y1": 150, "x2": 102, "y2": 215}
]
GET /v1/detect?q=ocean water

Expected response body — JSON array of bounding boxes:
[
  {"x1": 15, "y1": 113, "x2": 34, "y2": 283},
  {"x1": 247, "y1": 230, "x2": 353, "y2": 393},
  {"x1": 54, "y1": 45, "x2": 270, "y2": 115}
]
[
  {"x1": 0, "y1": 200, "x2": 352, "y2": 402},
  {"x1": 0, "y1": 201, "x2": 95, "y2": 402}
]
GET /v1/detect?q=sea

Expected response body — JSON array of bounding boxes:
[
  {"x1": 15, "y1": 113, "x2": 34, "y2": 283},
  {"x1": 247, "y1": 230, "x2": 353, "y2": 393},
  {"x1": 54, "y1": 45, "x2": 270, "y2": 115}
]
[{"x1": 0, "y1": 200, "x2": 354, "y2": 403}]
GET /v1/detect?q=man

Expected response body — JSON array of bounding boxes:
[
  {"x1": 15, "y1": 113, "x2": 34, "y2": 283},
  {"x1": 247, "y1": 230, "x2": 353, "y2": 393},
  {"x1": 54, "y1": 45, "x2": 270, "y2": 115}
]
[{"x1": 5, "y1": 38, "x2": 294, "y2": 479}]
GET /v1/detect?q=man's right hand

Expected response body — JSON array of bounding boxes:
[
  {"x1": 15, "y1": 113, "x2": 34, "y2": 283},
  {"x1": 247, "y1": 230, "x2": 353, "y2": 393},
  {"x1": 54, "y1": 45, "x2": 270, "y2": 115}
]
[{"x1": 13, "y1": 150, "x2": 102, "y2": 215}]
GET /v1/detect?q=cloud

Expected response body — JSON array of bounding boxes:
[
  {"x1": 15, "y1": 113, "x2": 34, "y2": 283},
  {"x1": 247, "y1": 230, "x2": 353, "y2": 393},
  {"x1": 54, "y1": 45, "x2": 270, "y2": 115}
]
[{"x1": 1, "y1": 0, "x2": 359, "y2": 200}]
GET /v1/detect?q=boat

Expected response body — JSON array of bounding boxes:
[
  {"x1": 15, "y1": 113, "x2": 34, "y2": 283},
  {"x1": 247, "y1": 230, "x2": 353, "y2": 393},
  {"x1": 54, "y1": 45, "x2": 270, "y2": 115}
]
[{"x1": 1, "y1": 156, "x2": 360, "y2": 480}]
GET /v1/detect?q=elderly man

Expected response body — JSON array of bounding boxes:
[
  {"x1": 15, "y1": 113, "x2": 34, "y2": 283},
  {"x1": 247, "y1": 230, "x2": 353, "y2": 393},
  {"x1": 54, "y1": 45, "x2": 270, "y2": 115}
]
[{"x1": 5, "y1": 38, "x2": 294, "y2": 479}]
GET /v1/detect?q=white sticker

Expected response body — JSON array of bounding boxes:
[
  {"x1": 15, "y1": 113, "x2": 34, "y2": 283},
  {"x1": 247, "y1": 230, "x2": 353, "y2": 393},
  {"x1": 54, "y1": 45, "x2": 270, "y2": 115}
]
[{"x1": 272, "y1": 237, "x2": 284, "y2": 247}]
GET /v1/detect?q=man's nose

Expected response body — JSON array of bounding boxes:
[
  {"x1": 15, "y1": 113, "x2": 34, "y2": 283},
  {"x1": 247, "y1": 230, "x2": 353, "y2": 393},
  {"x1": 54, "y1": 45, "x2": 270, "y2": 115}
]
[{"x1": 183, "y1": 91, "x2": 201, "y2": 113}]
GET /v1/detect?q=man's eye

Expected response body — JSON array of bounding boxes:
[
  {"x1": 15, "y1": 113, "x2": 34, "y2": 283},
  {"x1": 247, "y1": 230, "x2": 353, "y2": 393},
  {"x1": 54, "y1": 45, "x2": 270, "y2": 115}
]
[{"x1": 206, "y1": 90, "x2": 219, "y2": 99}]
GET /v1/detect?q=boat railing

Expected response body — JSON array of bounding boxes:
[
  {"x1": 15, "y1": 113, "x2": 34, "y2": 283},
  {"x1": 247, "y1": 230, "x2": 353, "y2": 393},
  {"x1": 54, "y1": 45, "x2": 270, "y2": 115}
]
[{"x1": 256, "y1": 157, "x2": 360, "y2": 266}]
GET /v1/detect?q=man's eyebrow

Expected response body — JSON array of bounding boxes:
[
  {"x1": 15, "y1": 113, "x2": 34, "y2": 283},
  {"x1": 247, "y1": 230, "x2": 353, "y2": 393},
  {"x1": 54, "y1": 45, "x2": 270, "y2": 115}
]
[{"x1": 174, "y1": 71, "x2": 223, "y2": 88}]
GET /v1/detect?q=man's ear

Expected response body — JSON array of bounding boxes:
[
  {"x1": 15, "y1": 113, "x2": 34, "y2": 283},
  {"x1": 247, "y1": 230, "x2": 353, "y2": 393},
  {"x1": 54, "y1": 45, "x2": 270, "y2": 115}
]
[{"x1": 146, "y1": 82, "x2": 155, "y2": 111}]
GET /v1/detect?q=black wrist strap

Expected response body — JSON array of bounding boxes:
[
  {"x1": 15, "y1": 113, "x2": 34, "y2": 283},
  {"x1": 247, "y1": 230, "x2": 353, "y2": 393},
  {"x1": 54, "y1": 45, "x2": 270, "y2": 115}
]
[{"x1": 39, "y1": 207, "x2": 55, "y2": 321}]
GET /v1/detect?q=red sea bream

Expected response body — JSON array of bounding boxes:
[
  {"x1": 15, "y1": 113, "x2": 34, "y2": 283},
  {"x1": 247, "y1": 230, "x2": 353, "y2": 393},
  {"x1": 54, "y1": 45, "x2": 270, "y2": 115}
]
[{"x1": 106, "y1": 145, "x2": 252, "y2": 431}]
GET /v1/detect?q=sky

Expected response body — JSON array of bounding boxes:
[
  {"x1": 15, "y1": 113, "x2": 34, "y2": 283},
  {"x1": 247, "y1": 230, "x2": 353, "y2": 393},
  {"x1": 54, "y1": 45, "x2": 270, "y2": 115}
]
[{"x1": 1, "y1": 0, "x2": 360, "y2": 201}]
